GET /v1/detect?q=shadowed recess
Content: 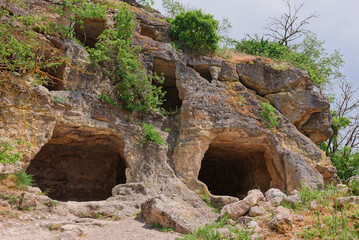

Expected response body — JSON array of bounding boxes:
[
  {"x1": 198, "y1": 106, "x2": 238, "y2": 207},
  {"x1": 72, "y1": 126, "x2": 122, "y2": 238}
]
[
  {"x1": 152, "y1": 58, "x2": 182, "y2": 111},
  {"x1": 199, "y1": 136, "x2": 275, "y2": 199},
  {"x1": 140, "y1": 24, "x2": 157, "y2": 40},
  {"x1": 27, "y1": 125, "x2": 127, "y2": 201},
  {"x1": 74, "y1": 18, "x2": 106, "y2": 48},
  {"x1": 191, "y1": 64, "x2": 212, "y2": 81}
]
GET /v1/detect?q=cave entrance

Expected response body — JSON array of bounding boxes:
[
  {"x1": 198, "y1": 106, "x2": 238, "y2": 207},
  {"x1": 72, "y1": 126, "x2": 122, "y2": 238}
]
[
  {"x1": 152, "y1": 58, "x2": 182, "y2": 111},
  {"x1": 74, "y1": 18, "x2": 106, "y2": 48},
  {"x1": 192, "y1": 64, "x2": 212, "y2": 81},
  {"x1": 27, "y1": 125, "x2": 127, "y2": 201},
  {"x1": 198, "y1": 137, "x2": 273, "y2": 199}
]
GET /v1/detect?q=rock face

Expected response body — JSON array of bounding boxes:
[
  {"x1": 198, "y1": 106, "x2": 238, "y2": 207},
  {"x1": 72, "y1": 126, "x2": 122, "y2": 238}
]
[
  {"x1": 0, "y1": 0, "x2": 338, "y2": 233},
  {"x1": 141, "y1": 196, "x2": 208, "y2": 233}
]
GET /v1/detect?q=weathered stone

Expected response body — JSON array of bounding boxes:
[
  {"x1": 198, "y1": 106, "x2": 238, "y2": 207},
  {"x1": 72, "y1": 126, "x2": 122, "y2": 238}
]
[
  {"x1": 60, "y1": 224, "x2": 83, "y2": 236},
  {"x1": 282, "y1": 195, "x2": 301, "y2": 208},
  {"x1": 336, "y1": 184, "x2": 349, "y2": 195},
  {"x1": 209, "y1": 66, "x2": 221, "y2": 81},
  {"x1": 266, "y1": 90, "x2": 330, "y2": 128},
  {"x1": 221, "y1": 190, "x2": 264, "y2": 219},
  {"x1": 269, "y1": 206, "x2": 293, "y2": 233},
  {"x1": 299, "y1": 109, "x2": 332, "y2": 144},
  {"x1": 265, "y1": 188, "x2": 286, "y2": 201},
  {"x1": 293, "y1": 214, "x2": 304, "y2": 222},
  {"x1": 216, "y1": 228, "x2": 232, "y2": 239},
  {"x1": 257, "y1": 201, "x2": 273, "y2": 210},
  {"x1": 219, "y1": 62, "x2": 239, "y2": 81},
  {"x1": 27, "y1": 186, "x2": 42, "y2": 195},
  {"x1": 335, "y1": 196, "x2": 359, "y2": 209},
  {"x1": 248, "y1": 206, "x2": 266, "y2": 217},
  {"x1": 237, "y1": 58, "x2": 312, "y2": 95},
  {"x1": 65, "y1": 201, "x2": 125, "y2": 218},
  {"x1": 141, "y1": 196, "x2": 207, "y2": 233},
  {"x1": 309, "y1": 200, "x2": 318, "y2": 210},
  {"x1": 19, "y1": 192, "x2": 36, "y2": 210}
]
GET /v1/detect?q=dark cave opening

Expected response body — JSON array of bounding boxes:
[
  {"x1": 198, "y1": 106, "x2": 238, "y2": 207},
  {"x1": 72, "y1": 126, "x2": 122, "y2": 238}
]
[
  {"x1": 152, "y1": 58, "x2": 182, "y2": 111},
  {"x1": 42, "y1": 63, "x2": 66, "y2": 91},
  {"x1": 191, "y1": 64, "x2": 212, "y2": 81},
  {"x1": 74, "y1": 18, "x2": 106, "y2": 48},
  {"x1": 198, "y1": 141, "x2": 272, "y2": 199},
  {"x1": 27, "y1": 125, "x2": 127, "y2": 201}
]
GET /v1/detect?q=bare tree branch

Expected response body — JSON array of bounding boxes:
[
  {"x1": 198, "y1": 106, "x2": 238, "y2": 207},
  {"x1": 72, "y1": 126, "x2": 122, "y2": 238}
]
[{"x1": 264, "y1": 0, "x2": 319, "y2": 46}]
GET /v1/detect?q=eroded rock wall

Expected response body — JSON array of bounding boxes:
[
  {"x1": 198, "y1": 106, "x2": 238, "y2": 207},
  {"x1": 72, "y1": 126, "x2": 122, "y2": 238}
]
[{"x1": 0, "y1": 0, "x2": 338, "y2": 228}]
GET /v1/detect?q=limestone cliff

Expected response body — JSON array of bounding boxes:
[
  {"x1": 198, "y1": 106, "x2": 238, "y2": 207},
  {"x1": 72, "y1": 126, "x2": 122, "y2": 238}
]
[{"x1": 0, "y1": 0, "x2": 338, "y2": 231}]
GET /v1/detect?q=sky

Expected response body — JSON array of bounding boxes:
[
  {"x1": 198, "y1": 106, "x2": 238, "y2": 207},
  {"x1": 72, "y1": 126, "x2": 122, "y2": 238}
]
[{"x1": 152, "y1": 0, "x2": 359, "y2": 103}]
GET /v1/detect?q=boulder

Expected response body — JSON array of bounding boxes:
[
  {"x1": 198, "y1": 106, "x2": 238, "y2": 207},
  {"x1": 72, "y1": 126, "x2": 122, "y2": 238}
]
[
  {"x1": 266, "y1": 90, "x2": 330, "y2": 128},
  {"x1": 292, "y1": 214, "x2": 304, "y2": 222},
  {"x1": 19, "y1": 192, "x2": 37, "y2": 210},
  {"x1": 265, "y1": 188, "x2": 286, "y2": 201},
  {"x1": 269, "y1": 206, "x2": 293, "y2": 233},
  {"x1": 282, "y1": 191, "x2": 301, "y2": 208},
  {"x1": 299, "y1": 110, "x2": 332, "y2": 143},
  {"x1": 248, "y1": 206, "x2": 266, "y2": 217},
  {"x1": 221, "y1": 190, "x2": 264, "y2": 219},
  {"x1": 141, "y1": 196, "x2": 208, "y2": 233},
  {"x1": 237, "y1": 58, "x2": 312, "y2": 96},
  {"x1": 219, "y1": 62, "x2": 239, "y2": 81},
  {"x1": 336, "y1": 184, "x2": 349, "y2": 195},
  {"x1": 335, "y1": 196, "x2": 359, "y2": 209},
  {"x1": 209, "y1": 66, "x2": 221, "y2": 81}
]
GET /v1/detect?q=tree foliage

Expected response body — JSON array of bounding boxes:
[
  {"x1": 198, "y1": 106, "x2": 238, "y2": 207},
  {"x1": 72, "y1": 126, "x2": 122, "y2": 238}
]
[
  {"x1": 319, "y1": 80, "x2": 359, "y2": 180},
  {"x1": 169, "y1": 10, "x2": 220, "y2": 55},
  {"x1": 89, "y1": 6, "x2": 165, "y2": 112},
  {"x1": 162, "y1": 0, "x2": 186, "y2": 19},
  {"x1": 235, "y1": 35, "x2": 344, "y2": 89}
]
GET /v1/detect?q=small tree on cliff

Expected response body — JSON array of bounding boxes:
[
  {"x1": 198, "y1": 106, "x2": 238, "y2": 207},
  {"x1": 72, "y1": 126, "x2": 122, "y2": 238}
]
[{"x1": 169, "y1": 9, "x2": 220, "y2": 55}]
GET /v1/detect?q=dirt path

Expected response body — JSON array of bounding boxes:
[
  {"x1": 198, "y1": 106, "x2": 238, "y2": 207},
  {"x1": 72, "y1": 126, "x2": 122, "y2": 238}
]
[{"x1": 0, "y1": 216, "x2": 182, "y2": 240}]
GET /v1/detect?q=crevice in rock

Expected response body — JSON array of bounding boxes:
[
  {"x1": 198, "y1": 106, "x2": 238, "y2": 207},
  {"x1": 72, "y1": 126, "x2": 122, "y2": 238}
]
[
  {"x1": 42, "y1": 63, "x2": 66, "y2": 91},
  {"x1": 198, "y1": 135, "x2": 276, "y2": 199},
  {"x1": 152, "y1": 58, "x2": 182, "y2": 111},
  {"x1": 27, "y1": 125, "x2": 127, "y2": 201},
  {"x1": 74, "y1": 18, "x2": 106, "y2": 48},
  {"x1": 140, "y1": 24, "x2": 157, "y2": 41},
  {"x1": 189, "y1": 64, "x2": 212, "y2": 82}
]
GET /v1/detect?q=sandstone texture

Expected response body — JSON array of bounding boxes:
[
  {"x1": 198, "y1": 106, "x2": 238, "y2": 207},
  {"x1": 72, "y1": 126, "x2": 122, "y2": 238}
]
[{"x1": 0, "y1": 0, "x2": 339, "y2": 236}]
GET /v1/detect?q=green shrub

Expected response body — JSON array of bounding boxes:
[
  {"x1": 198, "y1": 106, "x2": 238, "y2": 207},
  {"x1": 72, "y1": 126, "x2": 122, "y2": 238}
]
[
  {"x1": 169, "y1": 10, "x2": 220, "y2": 55},
  {"x1": 14, "y1": 171, "x2": 34, "y2": 190},
  {"x1": 235, "y1": 35, "x2": 344, "y2": 88},
  {"x1": 0, "y1": 10, "x2": 66, "y2": 90},
  {"x1": 141, "y1": 123, "x2": 167, "y2": 145},
  {"x1": 260, "y1": 102, "x2": 281, "y2": 130},
  {"x1": 63, "y1": 0, "x2": 107, "y2": 26},
  {"x1": 89, "y1": 6, "x2": 165, "y2": 112},
  {"x1": 235, "y1": 38, "x2": 288, "y2": 59},
  {"x1": 0, "y1": 141, "x2": 24, "y2": 165},
  {"x1": 348, "y1": 178, "x2": 359, "y2": 196},
  {"x1": 99, "y1": 94, "x2": 118, "y2": 107}
]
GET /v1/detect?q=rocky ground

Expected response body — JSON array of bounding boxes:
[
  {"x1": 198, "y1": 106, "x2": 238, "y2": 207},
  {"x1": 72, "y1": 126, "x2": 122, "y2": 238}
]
[{"x1": 1, "y1": 176, "x2": 359, "y2": 239}]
